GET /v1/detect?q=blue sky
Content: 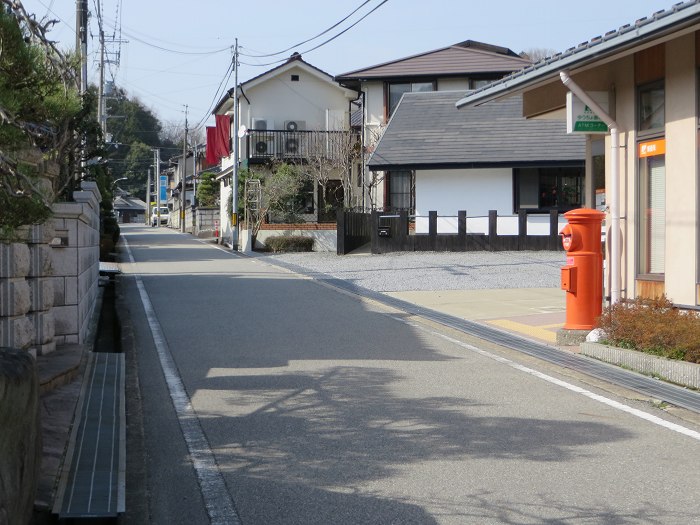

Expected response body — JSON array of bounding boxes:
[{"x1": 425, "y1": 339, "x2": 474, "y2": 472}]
[{"x1": 22, "y1": 0, "x2": 676, "y2": 130}]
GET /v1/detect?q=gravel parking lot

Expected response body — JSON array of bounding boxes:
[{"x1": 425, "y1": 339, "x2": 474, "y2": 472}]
[{"x1": 263, "y1": 251, "x2": 564, "y2": 292}]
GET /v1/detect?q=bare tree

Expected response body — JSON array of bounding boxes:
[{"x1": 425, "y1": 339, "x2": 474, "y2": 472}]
[
  {"x1": 361, "y1": 124, "x2": 387, "y2": 211},
  {"x1": 519, "y1": 48, "x2": 558, "y2": 63},
  {"x1": 245, "y1": 163, "x2": 304, "y2": 244}
]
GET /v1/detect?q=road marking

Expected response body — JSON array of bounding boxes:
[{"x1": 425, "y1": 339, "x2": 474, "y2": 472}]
[
  {"x1": 400, "y1": 318, "x2": 700, "y2": 442},
  {"x1": 486, "y1": 319, "x2": 559, "y2": 343},
  {"x1": 123, "y1": 237, "x2": 241, "y2": 525}
]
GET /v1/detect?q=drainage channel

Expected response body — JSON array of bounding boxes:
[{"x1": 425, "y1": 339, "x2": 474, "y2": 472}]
[{"x1": 266, "y1": 258, "x2": 700, "y2": 414}]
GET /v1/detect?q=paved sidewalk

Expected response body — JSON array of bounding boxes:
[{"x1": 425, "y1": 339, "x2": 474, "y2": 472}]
[{"x1": 387, "y1": 288, "x2": 567, "y2": 346}]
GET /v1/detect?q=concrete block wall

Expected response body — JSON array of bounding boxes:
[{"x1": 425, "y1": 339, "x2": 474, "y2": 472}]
[
  {"x1": 0, "y1": 227, "x2": 57, "y2": 355},
  {"x1": 50, "y1": 181, "x2": 101, "y2": 345},
  {"x1": 194, "y1": 208, "x2": 218, "y2": 237}
]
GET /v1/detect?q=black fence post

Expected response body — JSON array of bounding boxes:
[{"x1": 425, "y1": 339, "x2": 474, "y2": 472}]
[
  {"x1": 518, "y1": 209, "x2": 527, "y2": 249},
  {"x1": 458, "y1": 210, "x2": 466, "y2": 250},
  {"x1": 399, "y1": 209, "x2": 409, "y2": 238},
  {"x1": 371, "y1": 210, "x2": 380, "y2": 254},
  {"x1": 336, "y1": 209, "x2": 345, "y2": 255},
  {"x1": 550, "y1": 209, "x2": 560, "y2": 250},
  {"x1": 488, "y1": 210, "x2": 497, "y2": 251},
  {"x1": 429, "y1": 211, "x2": 437, "y2": 251}
]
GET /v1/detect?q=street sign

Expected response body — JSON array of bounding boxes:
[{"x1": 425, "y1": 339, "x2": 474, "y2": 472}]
[
  {"x1": 566, "y1": 91, "x2": 609, "y2": 134},
  {"x1": 159, "y1": 175, "x2": 167, "y2": 202}
]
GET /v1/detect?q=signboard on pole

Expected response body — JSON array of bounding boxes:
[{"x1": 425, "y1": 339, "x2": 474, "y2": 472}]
[
  {"x1": 159, "y1": 175, "x2": 167, "y2": 202},
  {"x1": 566, "y1": 91, "x2": 609, "y2": 134}
]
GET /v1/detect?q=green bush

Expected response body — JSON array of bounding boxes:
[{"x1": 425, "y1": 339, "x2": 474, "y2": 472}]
[
  {"x1": 265, "y1": 236, "x2": 314, "y2": 253},
  {"x1": 597, "y1": 295, "x2": 700, "y2": 363}
]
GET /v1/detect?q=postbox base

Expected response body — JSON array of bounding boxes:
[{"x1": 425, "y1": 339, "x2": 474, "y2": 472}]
[{"x1": 556, "y1": 328, "x2": 591, "y2": 346}]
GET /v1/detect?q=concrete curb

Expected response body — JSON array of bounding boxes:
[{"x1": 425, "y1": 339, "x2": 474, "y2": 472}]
[{"x1": 580, "y1": 342, "x2": 700, "y2": 390}]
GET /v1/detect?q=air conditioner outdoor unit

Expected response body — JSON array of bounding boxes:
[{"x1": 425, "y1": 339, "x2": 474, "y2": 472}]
[
  {"x1": 253, "y1": 139, "x2": 275, "y2": 156},
  {"x1": 284, "y1": 120, "x2": 305, "y2": 131},
  {"x1": 252, "y1": 118, "x2": 271, "y2": 130},
  {"x1": 284, "y1": 136, "x2": 300, "y2": 155}
]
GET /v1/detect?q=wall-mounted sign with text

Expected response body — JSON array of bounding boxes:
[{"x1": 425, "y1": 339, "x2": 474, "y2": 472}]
[
  {"x1": 566, "y1": 91, "x2": 609, "y2": 134},
  {"x1": 638, "y1": 138, "x2": 666, "y2": 158}
]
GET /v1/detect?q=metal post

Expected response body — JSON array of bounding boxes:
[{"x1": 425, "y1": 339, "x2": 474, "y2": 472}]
[
  {"x1": 192, "y1": 144, "x2": 197, "y2": 208},
  {"x1": 153, "y1": 149, "x2": 161, "y2": 226},
  {"x1": 231, "y1": 39, "x2": 240, "y2": 250},
  {"x1": 182, "y1": 106, "x2": 188, "y2": 233},
  {"x1": 146, "y1": 168, "x2": 151, "y2": 225}
]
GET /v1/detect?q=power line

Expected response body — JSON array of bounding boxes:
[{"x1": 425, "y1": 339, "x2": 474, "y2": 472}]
[
  {"x1": 102, "y1": 19, "x2": 231, "y2": 56},
  {"x1": 239, "y1": 0, "x2": 389, "y2": 68},
  {"x1": 192, "y1": 59, "x2": 235, "y2": 132},
  {"x1": 239, "y1": 0, "x2": 372, "y2": 59}
]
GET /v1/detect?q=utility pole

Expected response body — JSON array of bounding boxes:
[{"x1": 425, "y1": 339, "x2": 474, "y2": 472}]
[
  {"x1": 192, "y1": 143, "x2": 198, "y2": 208},
  {"x1": 231, "y1": 39, "x2": 240, "y2": 250},
  {"x1": 181, "y1": 106, "x2": 188, "y2": 233},
  {"x1": 95, "y1": 0, "x2": 106, "y2": 134},
  {"x1": 153, "y1": 148, "x2": 161, "y2": 226},
  {"x1": 75, "y1": 0, "x2": 88, "y2": 95},
  {"x1": 75, "y1": 0, "x2": 88, "y2": 181},
  {"x1": 146, "y1": 168, "x2": 151, "y2": 225}
]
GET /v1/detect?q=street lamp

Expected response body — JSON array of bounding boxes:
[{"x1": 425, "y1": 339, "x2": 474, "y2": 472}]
[{"x1": 112, "y1": 177, "x2": 127, "y2": 189}]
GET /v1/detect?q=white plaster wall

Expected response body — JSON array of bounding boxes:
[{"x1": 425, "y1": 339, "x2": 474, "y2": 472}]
[
  {"x1": 219, "y1": 183, "x2": 232, "y2": 243},
  {"x1": 414, "y1": 168, "x2": 513, "y2": 234},
  {"x1": 664, "y1": 34, "x2": 698, "y2": 305},
  {"x1": 239, "y1": 64, "x2": 352, "y2": 131},
  {"x1": 255, "y1": 229, "x2": 337, "y2": 252},
  {"x1": 416, "y1": 168, "x2": 513, "y2": 216}
]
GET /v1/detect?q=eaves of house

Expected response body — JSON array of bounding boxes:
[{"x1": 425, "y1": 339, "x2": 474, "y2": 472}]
[
  {"x1": 335, "y1": 40, "x2": 531, "y2": 88},
  {"x1": 213, "y1": 52, "x2": 358, "y2": 115},
  {"x1": 368, "y1": 91, "x2": 585, "y2": 171},
  {"x1": 456, "y1": 1, "x2": 700, "y2": 109}
]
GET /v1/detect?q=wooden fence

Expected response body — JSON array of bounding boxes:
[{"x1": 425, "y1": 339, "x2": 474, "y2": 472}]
[{"x1": 338, "y1": 210, "x2": 565, "y2": 255}]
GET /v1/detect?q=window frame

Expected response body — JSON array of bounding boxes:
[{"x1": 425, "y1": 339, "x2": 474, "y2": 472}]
[
  {"x1": 513, "y1": 166, "x2": 585, "y2": 213},
  {"x1": 384, "y1": 80, "x2": 437, "y2": 120},
  {"x1": 384, "y1": 170, "x2": 415, "y2": 213}
]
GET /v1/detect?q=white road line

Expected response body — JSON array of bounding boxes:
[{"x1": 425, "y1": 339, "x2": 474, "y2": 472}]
[
  {"x1": 399, "y1": 318, "x2": 700, "y2": 442},
  {"x1": 123, "y1": 237, "x2": 241, "y2": 525}
]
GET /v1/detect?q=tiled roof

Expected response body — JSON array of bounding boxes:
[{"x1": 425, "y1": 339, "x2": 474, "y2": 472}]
[
  {"x1": 457, "y1": 1, "x2": 700, "y2": 108},
  {"x1": 368, "y1": 91, "x2": 585, "y2": 171},
  {"x1": 336, "y1": 40, "x2": 530, "y2": 82}
]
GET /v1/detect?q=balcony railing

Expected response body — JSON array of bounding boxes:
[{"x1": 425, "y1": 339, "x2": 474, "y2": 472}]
[{"x1": 245, "y1": 130, "x2": 360, "y2": 163}]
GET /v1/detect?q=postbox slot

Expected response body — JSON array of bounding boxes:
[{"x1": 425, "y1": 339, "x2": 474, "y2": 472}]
[{"x1": 561, "y1": 266, "x2": 577, "y2": 293}]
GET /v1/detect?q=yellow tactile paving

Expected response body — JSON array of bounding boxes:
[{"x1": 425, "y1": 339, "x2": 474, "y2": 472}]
[{"x1": 486, "y1": 319, "x2": 563, "y2": 343}]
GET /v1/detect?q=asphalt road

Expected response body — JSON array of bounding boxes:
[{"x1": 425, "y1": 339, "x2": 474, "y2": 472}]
[{"x1": 119, "y1": 225, "x2": 700, "y2": 525}]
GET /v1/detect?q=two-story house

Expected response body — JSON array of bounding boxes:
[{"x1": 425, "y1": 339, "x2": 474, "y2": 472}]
[
  {"x1": 335, "y1": 40, "x2": 531, "y2": 212},
  {"x1": 212, "y1": 53, "x2": 359, "y2": 245}
]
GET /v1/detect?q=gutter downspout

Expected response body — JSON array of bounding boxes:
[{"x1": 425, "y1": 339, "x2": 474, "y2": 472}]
[{"x1": 560, "y1": 71, "x2": 622, "y2": 305}]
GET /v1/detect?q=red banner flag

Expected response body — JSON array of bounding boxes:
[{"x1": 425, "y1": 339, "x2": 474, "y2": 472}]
[
  {"x1": 215, "y1": 114, "x2": 231, "y2": 157},
  {"x1": 205, "y1": 127, "x2": 218, "y2": 165}
]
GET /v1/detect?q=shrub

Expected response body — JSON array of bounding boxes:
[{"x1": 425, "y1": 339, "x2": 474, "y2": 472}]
[
  {"x1": 597, "y1": 295, "x2": 700, "y2": 363},
  {"x1": 265, "y1": 236, "x2": 314, "y2": 253}
]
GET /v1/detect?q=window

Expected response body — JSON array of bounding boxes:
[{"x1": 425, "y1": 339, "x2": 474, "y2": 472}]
[
  {"x1": 385, "y1": 170, "x2": 414, "y2": 212},
  {"x1": 638, "y1": 81, "x2": 665, "y2": 132},
  {"x1": 470, "y1": 78, "x2": 499, "y2": 90},
  {"x1": 387, "y1": 81, "x2": 434, "y2": 117},
  {"x1": 515, "y1": 167, "x2": 584, "y2": 212},
  {"x1": 638, "y1": 153, "x2": 665, "y2": 275}
]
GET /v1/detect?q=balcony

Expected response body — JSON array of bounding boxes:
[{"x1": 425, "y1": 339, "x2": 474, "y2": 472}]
[{"x1": 245, "y1": 130, "x2": 360, "y2": 164}]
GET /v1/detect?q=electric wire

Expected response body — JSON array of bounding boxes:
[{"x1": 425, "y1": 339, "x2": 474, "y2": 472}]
[
  {"x1": 238, "y1": 0, "x2": 389, "y2": 68},
  {"x1": 192, "y1": 59, "x2": 235, "y2": 132},
  {"x1": 238, "y1": 0, "x2": 372, "y2": 58},
  {"x1": 103, "y1": 18, "x2": 231, "y2": 56}
]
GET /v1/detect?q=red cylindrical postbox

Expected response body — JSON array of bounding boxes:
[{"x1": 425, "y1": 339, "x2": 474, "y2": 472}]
[{"x1": 560, "y1": 208, "x2": 605, "y2": 330}]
